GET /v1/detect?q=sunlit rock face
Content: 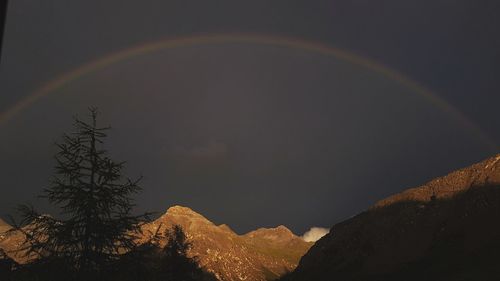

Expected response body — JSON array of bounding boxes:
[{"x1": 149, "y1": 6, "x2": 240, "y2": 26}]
[
  {"x1": 0, "y1": 219, "x2": 10, "y2": 234},
  {"x1": 140, "y1": 206, "x2": 313, "y2": 281},
  {"x1": 282, "y1": 154, "x2": 500, "y2": 281},
  {"x1": 0, "y1": 219, "x2": 26, "y2": 263},
  {"x1": 0, "y1": 204, "x2": 312, "y2": 281},
  {"x1": 0, "y1": 206, "x2": 312, "y2": 281}
]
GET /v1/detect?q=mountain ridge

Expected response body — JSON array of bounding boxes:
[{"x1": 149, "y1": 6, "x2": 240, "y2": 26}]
[
  {"x1": 141, "y1": 205, "x2": 313, "y2": 281},
  {"x1": 0, "y1": 205, "x2": 312, "y2": 280},
  {"x1": 282, "y1": 154, "x2": 500, "y2": 281},
  {"x1": 373, "y1": 154, "x2": 500, "y2": 208}
]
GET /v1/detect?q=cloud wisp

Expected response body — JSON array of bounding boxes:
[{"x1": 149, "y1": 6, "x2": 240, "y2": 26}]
[{"x1": 302, "y1": 227, "x2": 330, "y2": 242}]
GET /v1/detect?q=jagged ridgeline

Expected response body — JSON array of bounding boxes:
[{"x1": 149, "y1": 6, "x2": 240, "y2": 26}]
[
  {"x1": 140, "y1": 206, "x2": 313, "y2": 281},
  {"x1": 282, "y1": 154, "x2": 500, "y2": 281},
  {"x1": 0, "y1": 206, "x2": 312, "y2": 281}
]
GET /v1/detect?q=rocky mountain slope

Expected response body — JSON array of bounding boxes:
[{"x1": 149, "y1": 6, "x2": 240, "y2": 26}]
[
  {"x1": 0, "y1": 206, "x2": 312, "y2": 281},
  {"x1": 0, "y1": 219, "x2": 21, "y2": 262},
  {"x1": 282, "y1": 154, "x2": 500, "y2": 281},
  {"x1": 140, "y1": 206, "x2": 312, "y2": 281},
  {"x1": 0, "y1": 218, "x2": 10, "y2": 234}
]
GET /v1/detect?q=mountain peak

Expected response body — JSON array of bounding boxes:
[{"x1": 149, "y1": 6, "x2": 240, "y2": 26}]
[
  {"x1": 265, "y1": 225, "x2": 294, "y2": 236},
  {"x1": 160, "y1": 205, "x2": 212, "y2": 222},
  {"x1": 137, "y1": 206, "x2": 312, "y2": 281},
  {"x1": 165, "y1": 205, "x2": 200, "y2": 216},
  {"x1": 153, "y1": 205, "x2": 214, "y2": 229},
  {"x1": 245, "y1": 225, "x2": 297, "y2": 242},
  {"x1": 275, "y1": 225, "x2": 293, "y2": 233},
  {"x1": 373, "y1": 154, "x2": 500, "y2": 208},
  {"x1": 262, "y1": 225, "x2": 294, "y2": 234}
]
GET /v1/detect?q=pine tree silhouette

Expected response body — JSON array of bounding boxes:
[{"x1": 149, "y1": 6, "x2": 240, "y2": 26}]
[
  {"x1": 158, "y1": 225, "x2": 215, "y2": 281},
  {"x1": 12, "y1": 108, "x2": 151, "y2": 280}
]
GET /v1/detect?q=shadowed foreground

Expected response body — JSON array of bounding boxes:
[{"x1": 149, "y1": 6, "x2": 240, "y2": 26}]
[{"x1": 0, "y1": 224, "x2": 216, "y2": 281}]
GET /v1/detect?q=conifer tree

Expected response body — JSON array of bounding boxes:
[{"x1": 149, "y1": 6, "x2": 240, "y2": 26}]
[
  {"x1": 15, "y1": 108, "x2": 150, "y2": 279},
  {"x1": 158, "y1": 225, "x2": 214, "y2": 281}
]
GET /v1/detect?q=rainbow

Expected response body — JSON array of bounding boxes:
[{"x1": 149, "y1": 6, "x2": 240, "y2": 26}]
[{"x1": 0, "y1": 33, "x2": 497, "y2": 151}]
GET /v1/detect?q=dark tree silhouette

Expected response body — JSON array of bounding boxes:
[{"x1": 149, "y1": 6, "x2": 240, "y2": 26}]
[
  {"x1": 109, "y1": 224, "x2": 216, "y2": 281},
  {"x1": 108, "y1": 226, "x2": 165, "y2": 281},
  {"x1": 12, "y1": 108, "x2": 151, "y2": 280},
  {"x1": 163, "y1": 225, "x2": 191, "y2": 260},
  {"x1": 158, "y1": 225, "x2": 215, "y2": 281}
]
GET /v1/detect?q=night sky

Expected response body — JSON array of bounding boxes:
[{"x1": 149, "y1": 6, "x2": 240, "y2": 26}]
[{"x1": 0, "y1": 1, "x2": 499, "y2": 235}]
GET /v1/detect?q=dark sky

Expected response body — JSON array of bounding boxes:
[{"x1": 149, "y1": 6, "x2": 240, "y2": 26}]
[{"x1": 0, "y1": 1, "x2": 499, "y2": 235}]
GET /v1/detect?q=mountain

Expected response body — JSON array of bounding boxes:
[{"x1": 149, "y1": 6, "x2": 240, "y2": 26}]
[
  {"x1": 0, "y1": 218, "x2": 34, "y2": 264},
  {"x1": 0, "y1": 219, "x2": 13, "y2": 261},
  {"x1": 140, "y1": 206, "x2": 312, "y2": 281},
  {"x1": 0, "y1": 218, "x2": 10, "y2": 234},
  {"x1": 282, "y1": 154, "x2": 500, "y2": 281},
  {"x1": 0, "y1": 206, "x2": 312, "y2": 280}
]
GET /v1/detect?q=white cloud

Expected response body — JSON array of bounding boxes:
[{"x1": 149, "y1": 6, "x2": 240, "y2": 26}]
[{"x1": 302, "y1": 227, "x2": 329, "y2": 242}]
